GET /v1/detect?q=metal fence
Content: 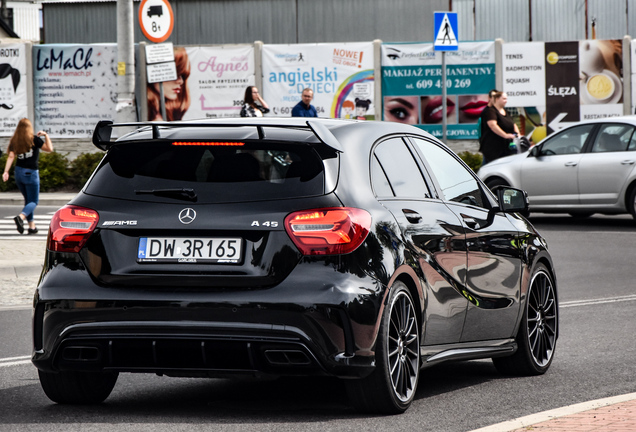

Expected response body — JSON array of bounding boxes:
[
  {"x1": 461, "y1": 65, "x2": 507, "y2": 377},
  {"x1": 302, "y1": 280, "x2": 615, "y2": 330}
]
[{"x1": 41, "y1": 0, "x2": 636, "y2": 45}]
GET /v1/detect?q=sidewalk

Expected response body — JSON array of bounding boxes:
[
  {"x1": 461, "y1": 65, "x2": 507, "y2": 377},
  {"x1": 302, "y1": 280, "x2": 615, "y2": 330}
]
[
  {"x1": 0, "y1": 191, "x2": 77, "y2": 207},
  {"x1": 2, "y1": 194, "x2": 636, "y2": 430},
  {"x1": 0, "y1": 238, "x2": 46, "y2": 307},
  {"x1": 1, "y1": 192, "x2": 74, "y2": 307},
  {"x1": 472, "y1": 393, "x2": 636, "y2": 431}
]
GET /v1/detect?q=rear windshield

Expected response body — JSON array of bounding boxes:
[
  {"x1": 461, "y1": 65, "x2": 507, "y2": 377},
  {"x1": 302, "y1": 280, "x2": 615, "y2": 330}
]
[{"x1": 84, "y1": 141, "x2": 326, "y2": 203}]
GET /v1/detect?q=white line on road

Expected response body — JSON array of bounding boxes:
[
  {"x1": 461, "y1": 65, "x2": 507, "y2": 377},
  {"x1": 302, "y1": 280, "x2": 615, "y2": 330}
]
[
  {"x1": 560, "y1": 294, "x2": 636, "y2": 308},
  {"x1": 0, "y1": 355, "x2": 31, "y2": 368},
  {"x1": 1, "y1": 215, "x2": 52, "y2": 220},
  {"x1": 1, "y1": 355, "x2": 30, "y2": 362},
  {"x1": 0, "y1": 360, "x2": 31, "y2": 367},
  {"x1": 1, "y1": 296, "x2": 634, "y2": 368}
]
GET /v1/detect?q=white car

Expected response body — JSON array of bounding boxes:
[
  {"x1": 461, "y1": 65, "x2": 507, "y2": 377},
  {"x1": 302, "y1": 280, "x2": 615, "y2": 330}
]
[{"x1": 478, "y1": 116, "x2": 636, "y2": 219}]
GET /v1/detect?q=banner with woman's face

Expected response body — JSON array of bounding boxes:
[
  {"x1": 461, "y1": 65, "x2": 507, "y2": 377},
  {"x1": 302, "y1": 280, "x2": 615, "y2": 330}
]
[
  {"x1": 147, "y1": 45, "x2": 255, "y2": 121},
  {"x1": 381, "y1": 41, "x2": 496, "y2": 140}
]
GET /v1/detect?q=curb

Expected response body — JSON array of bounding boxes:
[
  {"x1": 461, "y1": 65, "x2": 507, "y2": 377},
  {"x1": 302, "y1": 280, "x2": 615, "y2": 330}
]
[
  {"x1": 470, "y1": 392, "x2": 636, "y2": 432},
  {"x1": 0, "y1": 192, "x2": 77, "y2": 207}
]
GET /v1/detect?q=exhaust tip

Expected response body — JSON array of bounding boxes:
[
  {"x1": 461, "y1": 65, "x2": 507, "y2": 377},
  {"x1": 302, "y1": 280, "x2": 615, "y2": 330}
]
[
  {"x1": 264, "y1": 350, "x2": 311, "y2": 365},
  {"x1": 62, "y1": 346, "x2": 101, "y2": 362}
]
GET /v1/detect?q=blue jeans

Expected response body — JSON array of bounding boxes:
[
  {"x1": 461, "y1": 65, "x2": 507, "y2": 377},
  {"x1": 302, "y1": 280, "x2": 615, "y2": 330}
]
[{"x1": 14, "y1": 166, "x2": 40, "y2": 222}]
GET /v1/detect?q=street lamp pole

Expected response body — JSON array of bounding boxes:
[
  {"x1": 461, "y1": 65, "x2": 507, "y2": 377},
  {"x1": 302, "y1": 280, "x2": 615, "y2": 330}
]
[{"x1": 116, "y1": 0, "x2": 136, "y2": 124}]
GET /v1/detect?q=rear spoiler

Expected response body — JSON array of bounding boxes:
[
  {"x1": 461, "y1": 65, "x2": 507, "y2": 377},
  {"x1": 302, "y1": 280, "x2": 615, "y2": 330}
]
[{"x1": 91, "y1": 120, "x2": 344, "y2": 153}]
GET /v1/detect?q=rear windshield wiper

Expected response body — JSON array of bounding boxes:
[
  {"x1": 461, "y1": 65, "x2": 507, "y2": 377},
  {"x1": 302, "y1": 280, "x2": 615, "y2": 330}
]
[{"x1": 135, "y1": 188, "x2": 198, "y2": 202}]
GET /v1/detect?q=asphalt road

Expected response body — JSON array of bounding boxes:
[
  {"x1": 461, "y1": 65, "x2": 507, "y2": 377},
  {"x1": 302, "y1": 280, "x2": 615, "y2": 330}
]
[{"x1": 1, "y1": 213, "x2": 635, "y2": 432}]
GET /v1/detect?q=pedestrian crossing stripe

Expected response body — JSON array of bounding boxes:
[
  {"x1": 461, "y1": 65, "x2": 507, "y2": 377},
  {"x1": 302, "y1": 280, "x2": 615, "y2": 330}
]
[
  {"x1": 0, "y1": 214, "x2": 52, "y2": 237},
  {"x1": 434, "y1": 12, "x2": 459, "y2": 51}
]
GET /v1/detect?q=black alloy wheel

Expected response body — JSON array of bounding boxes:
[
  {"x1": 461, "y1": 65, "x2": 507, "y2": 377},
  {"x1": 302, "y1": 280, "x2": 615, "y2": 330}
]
[
  {"x1": 493, "y1": 263, "x2": 558, "y2": 375},
  {"x1": 346, "y1": 282, "x2": 420, "y2": 414}
]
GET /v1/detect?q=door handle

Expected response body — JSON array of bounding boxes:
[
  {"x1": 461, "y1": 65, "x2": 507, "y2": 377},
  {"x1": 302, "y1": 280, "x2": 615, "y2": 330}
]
[
  {"x1": 461, "y1": 215, "x2": 479, "y2": 229},
  {"x1": 621, "y1": 160, "x2": 635, "y2": 165},
  {"x1": 564, "y1": 162, "x2": 578, "y2": 167},
  {"x1": 402, "y1": 209, "x2": 422, "y2": 224}
]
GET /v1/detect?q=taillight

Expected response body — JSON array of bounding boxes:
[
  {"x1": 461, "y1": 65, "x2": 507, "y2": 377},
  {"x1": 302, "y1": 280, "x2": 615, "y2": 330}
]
[
  {"x1": 172, "y1": 142, "x2": 244, "y2": 146},
  {"x1": 284, "y1": 208, "x2": 371, "y2": 255},
  {"x1": 48, "y1": 205, "x2": 99, "y2": 253}
]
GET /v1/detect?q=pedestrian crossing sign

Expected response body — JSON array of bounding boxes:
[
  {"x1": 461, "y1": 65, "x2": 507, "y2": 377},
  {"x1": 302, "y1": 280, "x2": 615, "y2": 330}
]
[{"x1": 434, "y1": 12, "x2": 458, "y2": 51}]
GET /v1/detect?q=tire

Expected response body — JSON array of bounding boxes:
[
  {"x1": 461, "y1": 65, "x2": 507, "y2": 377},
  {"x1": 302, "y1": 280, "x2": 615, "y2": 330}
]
[
  {"x1": 38, "y1": 369, "x2": 118, "y2": 404},
  {"x1": 485, "y1": 177, "x2": 509, "y2": 192},
  {"x1": 493, "y1": 263, "x2": 558, "y2": 376},
  {"x1": 628, "y1": 187, "x2": 636, "y2": 220},
  {"x1": 346, "y1": 282, "x2": 420, "y2": 414}
]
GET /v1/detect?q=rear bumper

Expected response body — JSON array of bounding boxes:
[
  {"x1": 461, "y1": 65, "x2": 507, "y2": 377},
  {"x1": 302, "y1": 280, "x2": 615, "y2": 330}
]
[{"x1": 32, "y1": 258, "x2": 386, "y2": 379}]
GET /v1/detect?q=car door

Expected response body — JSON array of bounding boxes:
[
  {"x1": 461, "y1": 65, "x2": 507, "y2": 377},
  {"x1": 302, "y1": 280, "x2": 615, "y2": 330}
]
[
  {"x1": 578, "y1": 123, "x2": 636, "y2": 205},
  {"x1": 520, "y1": 124, "x2": 595, "y2": 207},
  {"x1": 410, "y1": 137, "x2": 523, "y2": 342},
  {"x1": 372, "y1": 137, "x2": 467, "y2": 345}
]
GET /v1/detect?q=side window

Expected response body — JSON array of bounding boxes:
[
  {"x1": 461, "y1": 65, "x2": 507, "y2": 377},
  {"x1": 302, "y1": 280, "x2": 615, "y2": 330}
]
[
  {"x1": 411, "y1": 138, "x2": 487, "y2": 208},
  {"x1": 371, "y1": 155, "x2": 394, "y2": 197},
  {"x1": 373, "y1": 138, "x2": 431, "y2": 198},
  {"x1": 591, "y1": 124, "x2": 633, "y2": 153},
  {"x1": 540, "y1": 124, "x2": 594, "y2": 155}
]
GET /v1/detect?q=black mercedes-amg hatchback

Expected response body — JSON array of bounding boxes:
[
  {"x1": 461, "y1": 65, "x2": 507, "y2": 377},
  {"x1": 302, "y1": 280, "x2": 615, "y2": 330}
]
[{"x1": 33, "y1": 118, "x2": 558, "y2": 414}]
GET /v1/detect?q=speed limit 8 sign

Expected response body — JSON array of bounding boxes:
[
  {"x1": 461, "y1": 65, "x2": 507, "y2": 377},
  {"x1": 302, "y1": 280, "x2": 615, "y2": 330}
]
[{"x1": 139, "y1": 0, "x2": 174, "y2": 43}]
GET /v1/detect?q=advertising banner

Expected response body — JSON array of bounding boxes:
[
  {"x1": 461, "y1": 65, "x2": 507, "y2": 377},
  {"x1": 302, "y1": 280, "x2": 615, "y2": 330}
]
[
  {"x1": 0, "y1": 43, "x2": 28, "y2": 136},
  {"x1": 146, "y1": 45, "x2": 255, "y2": 121},
  {"x1": 262, "y1": 43, "x2": 375, "y2": 119},
  {"x1": 503, "y1": 39, "x2": 623, "y2": 139},
  {"x1": 502, "y1": 42, "x2": 546, "y2": 107},
  {"x1": 577, "y1": 40, "x2": 623, "y2": 122},
  {"x1": 33, "y1": 44, "x2": 117, "y2": 138},
  {"x1": 632, "y1": 40, "x2": 636, "y2": 115},
  {"x1": 381, "y1": 42, "x2": 495, "y2": 139},
  {"x1": 545, "y1": 41, "x2": 581, "y2": 131}
]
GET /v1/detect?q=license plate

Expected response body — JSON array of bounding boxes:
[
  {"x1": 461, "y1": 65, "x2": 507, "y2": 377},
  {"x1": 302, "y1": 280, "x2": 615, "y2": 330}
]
[{"x1": 137, "y1": 237, "x2": 243, "y2": 263}]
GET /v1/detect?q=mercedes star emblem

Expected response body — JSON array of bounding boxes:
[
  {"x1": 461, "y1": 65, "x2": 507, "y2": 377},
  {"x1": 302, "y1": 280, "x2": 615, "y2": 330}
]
[{"x1": 178, "y1": 208, "x2": 196, "y2": 224}]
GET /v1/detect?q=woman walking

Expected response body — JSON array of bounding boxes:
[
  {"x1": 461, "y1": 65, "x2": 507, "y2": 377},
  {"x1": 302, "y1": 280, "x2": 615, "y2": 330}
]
[
  {"x1": 480, "y1": 91, "x2": 520, "y2": 165},
  {"x1": 2, "y1": 118, "x2": 53, "y2": 234}
]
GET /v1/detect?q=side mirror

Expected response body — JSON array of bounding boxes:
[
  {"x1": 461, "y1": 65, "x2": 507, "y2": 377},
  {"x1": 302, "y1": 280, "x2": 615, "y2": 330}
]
[
  {"x1": 494, "y1": 186, "x2": 529, "y2": 213},
  {"x1": 529, "y1": 146, "x2": 539, "y2": 157}
]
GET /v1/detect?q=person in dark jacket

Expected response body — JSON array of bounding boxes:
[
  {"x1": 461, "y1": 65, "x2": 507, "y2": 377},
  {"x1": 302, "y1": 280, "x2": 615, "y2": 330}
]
[
  {"x1": 291, "y1": 88, "x2": 318, "y2": 117},
  {"x1": 480, "y1": 91, "x2": 519, "y2": 165}
]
